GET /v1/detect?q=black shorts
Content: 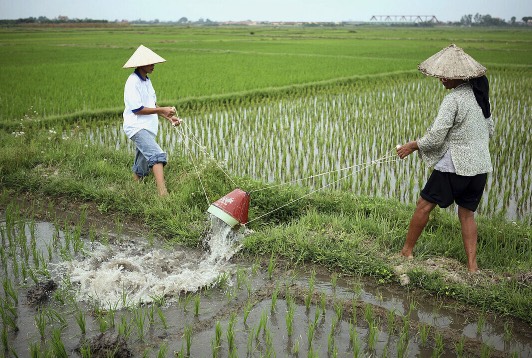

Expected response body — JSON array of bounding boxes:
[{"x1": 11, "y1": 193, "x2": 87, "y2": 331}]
[{"x1": 421, "y1": 170, "x2": 487, "y2": 212}]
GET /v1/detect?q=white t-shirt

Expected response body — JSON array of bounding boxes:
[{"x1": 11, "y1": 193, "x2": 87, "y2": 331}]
[{"x1": 123, "y1": 71, "x2": 159, "y2": 138}]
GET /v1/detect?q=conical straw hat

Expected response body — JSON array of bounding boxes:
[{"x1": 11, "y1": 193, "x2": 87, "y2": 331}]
[
  {"x1": 418, "y1": 44, "x2": 486, "y2": 80},
  {"x1": 123, "y1": 45, "x2": 166, "y2": 68}
]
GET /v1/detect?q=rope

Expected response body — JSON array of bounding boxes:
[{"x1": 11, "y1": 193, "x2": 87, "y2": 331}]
[
  {"x1": 175, "y1": 122, "x2": 238, "y2": 188},
  {"x1": 244, "y1": 153, "x2": 399, "y2": 225},
  {"x1": 175, "y1": 124, "x2": 210, "y2": 205},
  {"x1": 250, "y1": 152, "x2": 397, "y2": 193}
]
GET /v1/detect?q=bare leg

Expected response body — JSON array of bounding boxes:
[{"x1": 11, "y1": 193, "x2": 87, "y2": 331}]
[
  {"x1": 400, "y1": 197, "x2": 436, "y2": 258},
  {"x1": 152, "y1": 163, "x2": 168, "y2": 196},
  {"x1": 458, "y1": 206, "x2": 478, "y2": 272}
]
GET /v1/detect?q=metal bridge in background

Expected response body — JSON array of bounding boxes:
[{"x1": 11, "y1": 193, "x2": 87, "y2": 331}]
[{"x1": 369, "y1": 15, "x2": 440, "y2": 24}]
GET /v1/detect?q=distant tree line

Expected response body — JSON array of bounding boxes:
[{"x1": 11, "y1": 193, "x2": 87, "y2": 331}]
[
  {"x1": 459, "y1": 14, "x2": 531, "y2": 26},
  {"x1": 0, "y1": 16, "x2": 109, "y2": 25}
]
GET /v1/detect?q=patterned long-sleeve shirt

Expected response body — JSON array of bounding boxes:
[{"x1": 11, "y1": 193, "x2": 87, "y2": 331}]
[{"x1": 418, "y1": 83, "x2": 494, "y2": 176}]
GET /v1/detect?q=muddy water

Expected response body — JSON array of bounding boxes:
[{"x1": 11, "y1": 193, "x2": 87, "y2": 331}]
[{"x1": 1, "y1": 215, "x2": 531, "y2": 357}]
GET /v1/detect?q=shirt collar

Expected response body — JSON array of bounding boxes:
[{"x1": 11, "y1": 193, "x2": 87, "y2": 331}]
[{"x1": 134, "y1": 69, "x2": 149, "y2": 81}]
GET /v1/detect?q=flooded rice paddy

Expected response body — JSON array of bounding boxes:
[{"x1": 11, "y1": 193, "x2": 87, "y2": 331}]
[
  {"x1": 80, "y1": 74, "x2": 531, "y2": 223},
  {"x1": 1, "y1": 210, "x2": 531, "y2": 357}
]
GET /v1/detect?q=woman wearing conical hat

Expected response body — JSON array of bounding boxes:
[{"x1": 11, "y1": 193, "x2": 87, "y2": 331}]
[
  {"x1": 396, "y1": 44, "x2": 494, "y2": 273},
  {"x1": 122, "y1": 45, "x2": 181, "y2": 196}
]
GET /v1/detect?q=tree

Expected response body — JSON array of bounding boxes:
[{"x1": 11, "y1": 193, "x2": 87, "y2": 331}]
[
  {"x1": 178, "y1": 17, "x2": 188, "y2": 24},
  {"x1": 511, "y1": 16, "x2": 516, "y2": 25},
  {"x1": 460, "y1": 14, "x2": 472, "y2": 25},
  {"x1": 523, "y1": 16, "x2": 532, "y2": 23}
]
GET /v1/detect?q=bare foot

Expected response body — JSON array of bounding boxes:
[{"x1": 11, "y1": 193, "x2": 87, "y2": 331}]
[{"x1": 400, "y1": 250, "x2": 414, "y2": 260}]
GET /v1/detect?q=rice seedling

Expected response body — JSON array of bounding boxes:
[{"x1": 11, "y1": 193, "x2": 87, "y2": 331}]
[
  {"x1": 350, "y1": 324, "x2": 360, "y2": 357},
  {"x1": 193, "y1": 294, "x2": 201, "y2": 317},
  {"x1": 35, "y1": 309, "x2": 47, "y2": 340},
  {"x1": 267, "y1": 252, "x2": 276, "y2": 280},
  {"x1": 364, "y1": 303, "x2": 374, "y2": 325},
  {"x1": 270, "y1": 284, "x2": 279, "y2": 312},
  {"x1": 226, "y1": 313, "x2": 236, "y2": 352},
  {"x1": 29, "y1": 342, "x2": 40, "y2": 358},
  {"x1": 367, "y1": 320, "x2": 378, "y2": 351},
  {"x1": 476, "y1": 312, "x2": 486, "y2": 335},
  {"x1": 98, "y1": 313, "x2": 109, "y2": 333},
  {"x1": 133, "y1": 306, "x2": 146, "y2": 341},
  {"x1": 307, "y1": 321, "x2": 316, "y2": 349},
  {"x1": 454, "y1": 335, "x2": 465, "y2": 357},
  {"x1": 292, "y1": 337, "x2": 300, "y2": 355},
  {"x1": 243, "y1": 299, "x2": 253, "y2": 326},
  {"x1": 50, "y1": 328, "x2": 68, "y2": 358},
  {"x1": 156, "y1": 344, "x2": 168, "y2": 358},
  {"x1": 397, "y1": 331, "x2": 409, "y2": 358},
  {"x1": 480, "y1": 343, "x2": 492, "y2": 358},
  {"x1": 433, "y1": 331, "x2": 444, "y2": 357},
  {"x1": 1, "y1": 326, "x2": 8, "y2": 352},
  {"x1": 503, "y1": 321, "x2": 512, "y2": 342},
  {"x1": 118, "y1": 316, "x2": 133, "y2": 338},
  {"x1": 256, "y1": 310, "x2": 268, "y2": 340},
  {"x1": 75, "y1": 309, "x2": 87, "y2": 335},
  {"x1": 235, "y1": 266, "x2": 246, "y2": 289},
  {"x1": 286, "y1": 300, "x2": 295, "y2": 336},
  {"x1": 419, "y1": 323, "x2": 430, "y2": 346},
  {"x1": 334, "y1": 300, "x2": 343, "y2": 321},
  {"x1": 184, "y1": 325, "x2": 192, "y2": 357},
  {"x1": 386, "y1": 309, "x2": 396, "y2": 333},
  {"x1": 156, "y1": 307, "x2": 168, "y2": 330},
  {"x1": 331, "y1": 272, "x2": 338, "y2": 291},
  {"x1": 212, "y1": 320, "x2": 222, "y2": 357}
]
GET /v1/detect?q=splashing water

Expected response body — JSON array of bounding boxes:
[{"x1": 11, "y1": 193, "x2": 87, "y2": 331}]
[{"x1": 52, "y1": 215, "x2": 245, "y2": 309}]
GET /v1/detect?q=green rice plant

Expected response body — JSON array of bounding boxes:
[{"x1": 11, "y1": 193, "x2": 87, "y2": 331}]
[
  {"x1": 247, "y1": 325, "x2": 254, "y2": 353},
  {"x1": 331, "y1": 272, "x2": 338, "y2": 291},
  {"x1": 227, "y1": 313, "x2": 236, "y2": 352},
  {"x1": 133, "y1": 306, "x2": 146, "y2": 341},
  {"x1": 267, "y1": 252, "x2": 276, "y2": 280},
  {"x1": 243, "y1": 299, "x2": 253, "y2": 325},
  {"x1": 98, "y1": 313, "x2": 109, "y2": 333},
  {"x1": 351, "y1": 299, "x2": 358, "y2": 325},
  {"x1": 503, "y1": 321, "x2": 512, "y2": 342},
  {"x1": 364, "y1": 303, "x2": 374, "y2": 325},
  {"x1": 270, "y1": 284, "x2": 279, "y2": 312},
  {"x1": 118, "y1": 316, "x2": 132, "y2": 338},
  {"x1": 157, "y1": 307, "x2": 168, "y2": 329},
  {"x1": 3, "y1": 278, "x2": 18, "y2": 306},
  {"x1": 477, "y1": 313, "x2": 486, "y2": 335},
  {"x1": 368, "y1": 320, "x2": 378, "y2": 351},
  {"x1": 212, "y1": 321, "x2": 222, "y2": 357},
  {"x1": 433, "y1": 331, "x2": 444, "y2": 358},
  {"x1": 156, "y1": 344, "x2": 168, "y2": 358},
  {"x1": 480, "y1": 343, "x2": 492, "y2": 358},
  {"x1": 184, "y1": 325, "x2": 192, "y2": 357},
  {"x1": 350, "y1": 324, "x2": 360, "y2": 357},
  {"x1": 29, "y1": 342, "x2": 40, "y2": 358},
  {"x1": 454, "y1": 335, "x2": 465, "y2": 357},
  {"x1": 35, "y1": 309, "x2": 47, "y2": 340},
  {"x1": 236, "y1": 266, "x2": 246, "y2": 289},
  {"x1": 147, "y1": 305, "x2": 155, "y2": 325},
  {"x1": 307, "y1": 321, "x2": 316, "y2": 349},
  {"x1": 320, "y1": 292, "x2": 326, "y2": 314},
  {"x1": 286, "y1": 300, "x2": 295, "y2": 336},
  {"x1": 334, "y1": 300, "x2": 343, "y2": 321},
  {"x1": 292, "y1": 338, "x2": 300, "y2": 355},
  {"x1": 256, "y1": 310, "x2": 268, "y2": 340},
  {"x1": 1, "y1": 326, "x2": 8, "y2": 352},
  {"x1": 194, "y1": 294, "x2": 201, "y2": 317},
  {"x1": 419, "y1": 323, "x2": 430, "y2": 346},
  {"x1": 397, "y1": 331, "x2": 409, "y2": 358},
  {"x1": 386, "y1": 309, "x2": 396, "y2": 333},
  {"x1": 75, "y1": 309, "x2": 87, "y2": 335},
  {"x1": 50, "y1": 328, "x2": 68, "y2": 358}
]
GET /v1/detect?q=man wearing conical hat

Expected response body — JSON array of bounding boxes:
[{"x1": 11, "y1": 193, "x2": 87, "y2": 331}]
[
  {"x1": 396, "y1": 44, "x2": 494, "y2": 273},
  {"x1": 122, "y1": 45, "x2": 181, "y2": 196}
]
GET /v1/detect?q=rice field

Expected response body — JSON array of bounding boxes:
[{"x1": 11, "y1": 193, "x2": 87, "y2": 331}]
[{"x1": 0, "y1": 25, "x2": 531, "y2": 357}]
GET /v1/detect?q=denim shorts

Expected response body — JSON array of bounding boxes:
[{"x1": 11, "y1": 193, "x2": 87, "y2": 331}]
[{"x1": 130, "y1": 129, "x2": 167, "y2": 177}]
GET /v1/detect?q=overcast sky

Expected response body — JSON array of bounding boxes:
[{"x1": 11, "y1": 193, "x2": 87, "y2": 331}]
[{"x1": 1, "y1": 0, "x2": 531, "y2": 22}]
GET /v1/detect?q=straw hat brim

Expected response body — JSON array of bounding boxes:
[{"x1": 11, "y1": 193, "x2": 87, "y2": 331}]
[
  {"x1": 418, "y1": 44, "x2": 486, "y2": 80},
  {"x1": 123, "y1": 45, "x2": 166, "y2": 68}
]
